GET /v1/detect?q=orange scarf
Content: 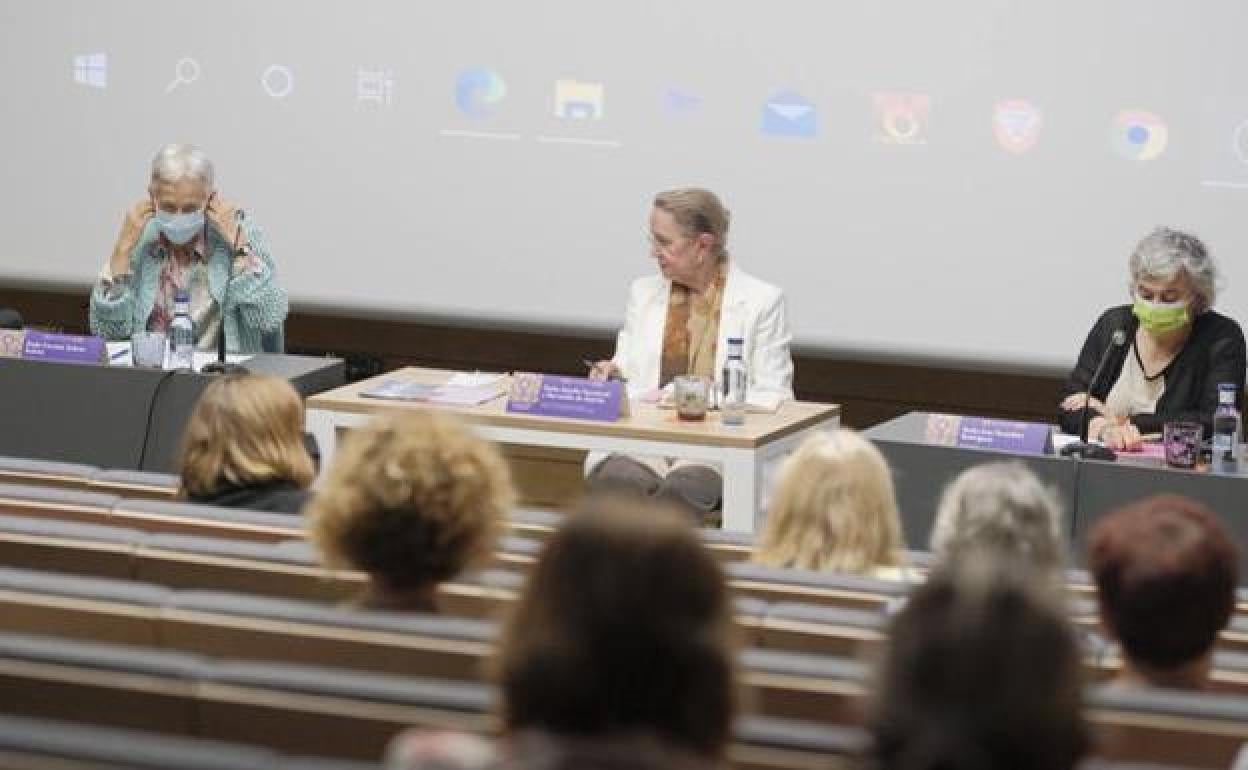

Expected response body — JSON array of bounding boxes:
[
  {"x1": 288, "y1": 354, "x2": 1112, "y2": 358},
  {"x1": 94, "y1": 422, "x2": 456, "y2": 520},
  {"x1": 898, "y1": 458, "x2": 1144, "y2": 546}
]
[{"x1": 658, "y1": 264, "x2": 727, "y2": 387}]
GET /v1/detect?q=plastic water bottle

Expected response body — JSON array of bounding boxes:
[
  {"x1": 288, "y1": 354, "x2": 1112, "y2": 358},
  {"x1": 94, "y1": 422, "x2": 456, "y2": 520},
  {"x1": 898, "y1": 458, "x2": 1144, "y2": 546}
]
[
  {"x1": 1212, "y1": 382, "x2": 1241, "y2": 472},
  {"x1": 169, "y1": 290, "x2": 195, "y2": 370},
  {"x1": 721, "y1": 336, "x2": 747, "y2": 426}
]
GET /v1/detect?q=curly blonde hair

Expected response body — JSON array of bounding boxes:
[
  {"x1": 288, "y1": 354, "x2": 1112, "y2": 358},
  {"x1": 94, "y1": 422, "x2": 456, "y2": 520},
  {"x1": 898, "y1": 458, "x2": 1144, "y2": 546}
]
[
  {"x1": 754, "y1": 430, "x2": 903, "y2": 574},
  {"x1": 307, "y1": 411, "x2": 513, "y2": 590},
  {"x1": 179, "y1": 373, "x2": 314, "y2": 499}
]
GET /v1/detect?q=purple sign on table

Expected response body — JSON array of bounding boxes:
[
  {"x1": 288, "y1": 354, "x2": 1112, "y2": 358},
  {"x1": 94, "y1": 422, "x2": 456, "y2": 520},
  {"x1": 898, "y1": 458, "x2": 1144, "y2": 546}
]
[
  {"x1": 21, "y1": 330, "x2": 107, "y2": 365},
  {"x1": 506, "y1": 372, "x2": 623, "y2": 422},
  {"x1": 924, "y1": 413, "x2": 1052, "y2": 456}
]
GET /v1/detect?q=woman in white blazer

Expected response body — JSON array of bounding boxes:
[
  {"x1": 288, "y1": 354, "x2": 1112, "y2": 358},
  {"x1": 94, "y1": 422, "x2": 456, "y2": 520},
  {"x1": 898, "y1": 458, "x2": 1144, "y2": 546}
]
[{"x1": 588, "y1": 188, "x2": 795, "y2": 517}]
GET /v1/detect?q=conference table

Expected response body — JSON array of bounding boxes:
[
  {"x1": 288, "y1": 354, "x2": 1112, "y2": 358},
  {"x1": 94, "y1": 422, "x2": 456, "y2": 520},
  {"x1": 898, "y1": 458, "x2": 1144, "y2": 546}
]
[
  {"x1": 0, "y1": 354, "x2": 345, "y2": 474},
  {"x1": 865, "y1": 411, "x2": 1248, "y2": 574},
  {"x1": 305, "y1": 367, "x2": 841, "y2": 534}
]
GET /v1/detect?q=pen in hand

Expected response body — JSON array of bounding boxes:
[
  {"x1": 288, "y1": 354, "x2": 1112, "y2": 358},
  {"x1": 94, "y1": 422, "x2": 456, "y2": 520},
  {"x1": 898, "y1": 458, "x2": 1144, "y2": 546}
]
[{"x1": 583, "y1": 358, "x2": 625, "y2": 382}]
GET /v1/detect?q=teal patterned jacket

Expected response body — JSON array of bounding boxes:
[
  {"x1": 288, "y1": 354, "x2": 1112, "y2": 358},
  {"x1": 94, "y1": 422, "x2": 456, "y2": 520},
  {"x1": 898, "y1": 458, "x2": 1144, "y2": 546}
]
[{"x1": 89, "y1": 217, "x2": 288, "y2": 353}]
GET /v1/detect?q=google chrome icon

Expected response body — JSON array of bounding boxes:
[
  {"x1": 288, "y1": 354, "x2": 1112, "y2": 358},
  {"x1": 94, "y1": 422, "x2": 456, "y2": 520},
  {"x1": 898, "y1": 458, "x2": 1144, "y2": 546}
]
[
  {"x1": 1112, "y1": 110, "x2": 1168, "y2": 161},
  {"x1": 455, "y1": 68, "x2": 507, "y2": 118}
]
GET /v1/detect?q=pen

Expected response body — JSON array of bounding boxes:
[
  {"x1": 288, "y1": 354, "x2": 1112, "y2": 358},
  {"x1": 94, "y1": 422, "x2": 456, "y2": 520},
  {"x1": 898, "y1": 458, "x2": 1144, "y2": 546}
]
[{"x1": 110, "y1": 348, "x2": 130, "y2": 362}]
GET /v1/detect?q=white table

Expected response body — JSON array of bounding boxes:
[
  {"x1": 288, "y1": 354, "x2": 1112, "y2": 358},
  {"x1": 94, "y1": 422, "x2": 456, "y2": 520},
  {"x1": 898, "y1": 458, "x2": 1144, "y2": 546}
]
[{"x1": 306, "y1": 368, "x2": 840, "y2": 534}]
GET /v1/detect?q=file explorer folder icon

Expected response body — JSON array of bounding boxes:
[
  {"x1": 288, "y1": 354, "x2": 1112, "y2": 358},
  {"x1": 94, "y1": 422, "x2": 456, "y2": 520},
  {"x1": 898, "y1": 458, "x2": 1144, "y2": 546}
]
[{"x1": 554, "y1": 79, "x2": 605, "y2": 120}]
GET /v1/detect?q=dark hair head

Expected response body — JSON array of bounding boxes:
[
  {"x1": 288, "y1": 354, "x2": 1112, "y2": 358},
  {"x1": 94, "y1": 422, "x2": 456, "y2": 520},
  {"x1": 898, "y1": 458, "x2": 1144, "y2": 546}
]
[
  {"x1": 1089, "y1": 494, "x2": 1238, "y2": 670},
  {"x1": 496, "y1": 496, "x2": 736, "y2": 758},
  {"x1": 868, "y1": 555, "x2": 1088, "y2": 770}
]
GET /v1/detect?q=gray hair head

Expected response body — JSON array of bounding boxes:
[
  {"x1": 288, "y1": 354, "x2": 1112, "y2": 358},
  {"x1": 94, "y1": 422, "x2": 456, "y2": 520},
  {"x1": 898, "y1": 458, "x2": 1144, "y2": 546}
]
[
  {"x1": 930, "y1": 461, "x2": 1065, "y2": 580},
  {"x1": 1129, "y1": 227, "x2": 1217, "y2": 313},
  {"x1": 148, "y1": 143, "x2": 214, "y2": 192}
]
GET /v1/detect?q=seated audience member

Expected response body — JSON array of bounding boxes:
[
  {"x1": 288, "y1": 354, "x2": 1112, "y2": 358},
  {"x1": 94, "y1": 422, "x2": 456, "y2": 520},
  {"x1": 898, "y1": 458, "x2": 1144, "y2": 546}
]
[
  {"x1": 929, "y1": 461, "x2": 1066, "y2": 588},
  {"x1": 0, "y1": 306, "x2": 21, "y2": 329},
  {"x1": 753, "y1": 430, "x2": 907, "y2": 579},
  {"x1": 90, "y1": 143, "x2": 288, "y2": 352},
  {"x1": 867, "y1": 555, "x2": 1089, "y2": 770},
  {"x1": 586, "y1": 187, "x2": 795, "y2": 517},
  {"x1": 1058, "y1": 227, "x2": 1246, "y2": 451},
  {"x1": 1088, "y1": 494, "x2": 1239, "y2": 691},
  {"x1": 307, "y1": 411, "x2": 512, "y2": 613},
  {"x1": 179, "y1": 373, "x2": 314, "y2": 514},
  {"x1": 387, "y1": 497, "x2": 736, "y2": 770}
]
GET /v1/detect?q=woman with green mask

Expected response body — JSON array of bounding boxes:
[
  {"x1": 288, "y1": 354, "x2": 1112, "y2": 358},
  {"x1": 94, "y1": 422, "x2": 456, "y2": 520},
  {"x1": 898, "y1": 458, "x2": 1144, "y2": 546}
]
[{"x1": 1059, "y1": 227, "x2": 1245, "y2": 451}]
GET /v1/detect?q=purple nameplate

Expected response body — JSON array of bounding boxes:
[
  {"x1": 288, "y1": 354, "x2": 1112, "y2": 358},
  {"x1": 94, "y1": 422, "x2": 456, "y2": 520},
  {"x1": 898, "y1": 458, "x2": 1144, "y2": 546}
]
[
  {"x1": 924, "y1": 413, "x2": 1052, "y2": 456},
  {"x1": 21, "y1": 330, "x2": 107, "y2": 365},
  {"x1": 506, "y1": 372, "x2": 623, "y2": 422}
]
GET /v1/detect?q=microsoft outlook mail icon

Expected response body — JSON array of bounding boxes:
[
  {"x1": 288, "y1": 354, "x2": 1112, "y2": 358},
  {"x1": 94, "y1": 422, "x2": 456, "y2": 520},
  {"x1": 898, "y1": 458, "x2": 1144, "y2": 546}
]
[
  {"x1": 555, "y1": 79, "x2": 605, "y2": 120},
  {"x1": 762, "y1": 91, "x2": 816, "y2": 138}
]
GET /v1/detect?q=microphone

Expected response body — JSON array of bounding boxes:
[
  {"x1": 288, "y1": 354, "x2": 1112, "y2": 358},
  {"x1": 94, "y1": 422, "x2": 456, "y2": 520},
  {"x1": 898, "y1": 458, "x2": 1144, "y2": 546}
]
[
  {"x1": 201, "y1": 208, "x2": 248, "y2": 375},
  {"x1": 1059, "y1": 328, "x2": 1127, "y2": 461}
]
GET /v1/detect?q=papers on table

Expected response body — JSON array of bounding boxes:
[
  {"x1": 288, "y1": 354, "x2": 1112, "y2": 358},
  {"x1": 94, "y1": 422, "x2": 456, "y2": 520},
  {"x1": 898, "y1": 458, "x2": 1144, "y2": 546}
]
[{"x1": 360, "y1": 373, "x2": 507, "y2": 406}]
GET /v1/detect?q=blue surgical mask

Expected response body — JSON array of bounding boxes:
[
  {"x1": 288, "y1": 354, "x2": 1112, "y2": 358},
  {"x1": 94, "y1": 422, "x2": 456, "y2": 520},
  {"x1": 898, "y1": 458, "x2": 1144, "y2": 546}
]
[{"x1": 155, "y1": 209, "x2": 204, "y2": 245}]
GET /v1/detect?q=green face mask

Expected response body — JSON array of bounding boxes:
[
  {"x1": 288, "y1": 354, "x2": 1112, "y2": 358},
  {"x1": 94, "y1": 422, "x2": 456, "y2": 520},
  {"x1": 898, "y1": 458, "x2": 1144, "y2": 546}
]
[{"x1": 1132, "y1": 298, "x2": 1190, "y2": 335}]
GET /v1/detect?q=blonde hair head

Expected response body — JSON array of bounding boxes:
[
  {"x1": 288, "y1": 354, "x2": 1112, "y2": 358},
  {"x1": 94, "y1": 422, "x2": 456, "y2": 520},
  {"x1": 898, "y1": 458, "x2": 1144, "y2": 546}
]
[
  {"x1": 653, "y1": 188, "x2": 731, "y2": 261},
  {"x1": 307, "y1": 411, "x2": 514, "y2": 590},
  {"x1": 178, "y1": 373, "x2": 314, "y2": 499},
  {"x1": 755, "y1": 430, "x2": 904, "y2": 574}
]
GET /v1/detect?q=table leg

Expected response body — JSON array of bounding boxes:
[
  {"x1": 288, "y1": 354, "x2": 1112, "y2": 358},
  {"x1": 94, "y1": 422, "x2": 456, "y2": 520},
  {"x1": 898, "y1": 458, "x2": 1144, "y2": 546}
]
[
  {"x1": 720, "y1": 448, "x2": 759, "y2": 534},
  {"x1": 305, "y1": 408, "x2": 340, "y2": 478}
]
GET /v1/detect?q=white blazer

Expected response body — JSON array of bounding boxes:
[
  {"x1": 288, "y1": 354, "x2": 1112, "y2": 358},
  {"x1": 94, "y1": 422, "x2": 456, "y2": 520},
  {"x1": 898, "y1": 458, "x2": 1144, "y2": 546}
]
[{"x1": 610, "y1": 263, "x2": 795, "y2": 401}]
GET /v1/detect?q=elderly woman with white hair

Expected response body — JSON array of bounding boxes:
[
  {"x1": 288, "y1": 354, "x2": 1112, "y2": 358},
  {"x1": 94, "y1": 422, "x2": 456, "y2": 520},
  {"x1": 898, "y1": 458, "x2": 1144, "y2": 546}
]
[
  {"x1": 1059, "y1": 227, "x2": 1246, "y2": 451},
  {"x1": 930, "y1": 461, "x2": 1067, "y2": 588},
  {"x1": 89, "y1": 143, "x2": 288, "y2": 353}
]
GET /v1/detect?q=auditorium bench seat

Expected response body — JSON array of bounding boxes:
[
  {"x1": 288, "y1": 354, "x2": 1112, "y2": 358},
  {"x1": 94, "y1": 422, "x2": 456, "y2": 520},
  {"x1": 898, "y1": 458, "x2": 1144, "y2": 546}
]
[
  {"x1": 86, "y1": 468, "x2": 181, "y2": 500},
  {"x1": 0, "y1": 713, "x2": 380, "y2": 770},
  {"x1": 0, "y1": 456, "x2": 99, "y2": 490},
  {"x1": 0, "y1": 630, "x2": 864, "y2": 769}
]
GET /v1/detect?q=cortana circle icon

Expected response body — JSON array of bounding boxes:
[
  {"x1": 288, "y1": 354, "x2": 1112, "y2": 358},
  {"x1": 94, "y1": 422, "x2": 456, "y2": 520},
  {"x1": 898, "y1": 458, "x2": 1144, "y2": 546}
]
[{"x1": 261, "y1": 65, "x2": 295, "y2": 100}]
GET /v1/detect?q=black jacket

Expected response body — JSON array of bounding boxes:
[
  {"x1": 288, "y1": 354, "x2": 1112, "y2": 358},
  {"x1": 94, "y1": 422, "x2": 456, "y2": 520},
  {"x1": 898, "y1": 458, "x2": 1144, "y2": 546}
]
[
  {"x1": 190, "y1": 480, "x2": 309, "y2": 514},
  {"x1": 1058, "y1": 305, "x2": 1246, "y2": 436}
]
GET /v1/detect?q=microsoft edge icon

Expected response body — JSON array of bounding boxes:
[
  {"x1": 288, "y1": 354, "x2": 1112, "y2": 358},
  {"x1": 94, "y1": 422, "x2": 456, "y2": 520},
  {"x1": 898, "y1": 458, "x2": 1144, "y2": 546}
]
[{"x1": 456, "y1": 68, "x2": 507, "y2": 118}]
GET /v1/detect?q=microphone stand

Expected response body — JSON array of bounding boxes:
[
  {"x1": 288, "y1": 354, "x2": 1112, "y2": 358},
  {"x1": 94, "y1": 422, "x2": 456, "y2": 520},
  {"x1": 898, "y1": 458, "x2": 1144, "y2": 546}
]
[
  {"x1": 201, "y1": 208, "x2": 248, "y2": 375},
  {"x1": 1059, "y1": 330, "x2": 1126, "y2": 461}
]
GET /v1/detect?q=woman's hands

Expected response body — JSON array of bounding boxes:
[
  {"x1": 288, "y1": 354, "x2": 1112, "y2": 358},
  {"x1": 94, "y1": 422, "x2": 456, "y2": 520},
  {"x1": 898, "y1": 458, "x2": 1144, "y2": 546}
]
[
  {"x1": 1060, "y1": 391, "x2": 1105, "y2": 414},
  {"x1": 206, "y1": 193, "x2": 244, "y2": 244},
  {"x1": 1087, "y1": 414, "x2": 1143, "y2": 451},
  {"x1": 110, "y1": 199, "x2": 155, "y2": 276},
  {"x1": 1100, "y1": 420, "x2": 1143, "y2": 451},
  {"x1": 588, "y1": 360, "x2": 621, "y2": 381}
]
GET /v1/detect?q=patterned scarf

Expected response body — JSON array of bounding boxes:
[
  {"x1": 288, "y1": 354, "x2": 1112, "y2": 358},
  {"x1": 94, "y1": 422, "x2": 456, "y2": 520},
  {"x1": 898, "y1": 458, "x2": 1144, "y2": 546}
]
[
  {"x1": 146, "y1": 234, "x2": 221, "y2": 350},
  {"x1": 658, "y1": 263, "x2": 727, "y2": 387}
]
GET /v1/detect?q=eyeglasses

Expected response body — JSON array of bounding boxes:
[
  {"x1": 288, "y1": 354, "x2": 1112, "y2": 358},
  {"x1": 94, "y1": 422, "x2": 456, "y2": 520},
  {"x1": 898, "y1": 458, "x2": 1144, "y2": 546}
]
[{"x1": 645, "y1": 229, "x2": 687, "y2": 256}]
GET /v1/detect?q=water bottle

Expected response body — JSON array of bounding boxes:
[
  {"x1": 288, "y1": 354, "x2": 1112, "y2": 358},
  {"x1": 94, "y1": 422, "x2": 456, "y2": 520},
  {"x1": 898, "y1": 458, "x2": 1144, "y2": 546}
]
[
  {"x1": 721, "y1": 336, "x2": 747, "y2": 426},
  {"x1": 1212, "y1": 382, "x2": 1241, "y2": 472},
  {"x1": 169, "y1": 290, "x2": 195, "y2": 370}
]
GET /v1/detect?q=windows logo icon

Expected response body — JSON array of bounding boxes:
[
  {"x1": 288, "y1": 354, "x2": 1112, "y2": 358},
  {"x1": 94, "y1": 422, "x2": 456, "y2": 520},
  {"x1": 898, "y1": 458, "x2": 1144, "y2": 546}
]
[
  {"x1": 1112, "y1": 110, "x2": 1168, "y2": 161},
  {"x1": 74, "y1": 53, "x2": 107, "y2": 89},
  {"x1": 455, "y1": 68, "x2": 507, "y2": 119}
]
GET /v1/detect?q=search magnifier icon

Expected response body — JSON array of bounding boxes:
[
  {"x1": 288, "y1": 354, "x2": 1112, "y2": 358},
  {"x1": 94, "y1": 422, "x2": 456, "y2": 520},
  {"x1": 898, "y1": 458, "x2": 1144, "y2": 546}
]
[{"x1": 166, "y1": 57, "x2": 200, "y2": 93}]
